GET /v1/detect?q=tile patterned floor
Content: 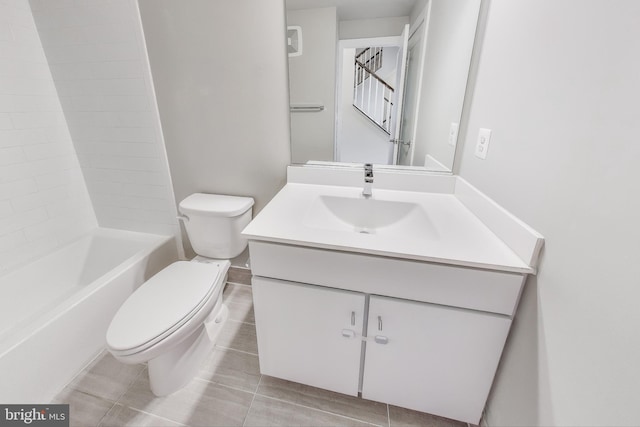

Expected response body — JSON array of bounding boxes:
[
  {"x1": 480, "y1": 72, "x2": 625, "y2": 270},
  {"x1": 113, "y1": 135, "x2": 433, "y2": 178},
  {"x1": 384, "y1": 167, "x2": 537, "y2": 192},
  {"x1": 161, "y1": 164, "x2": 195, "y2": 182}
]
[{"x1": 53, "y1": 271, "x2": 467, "y2": 427}]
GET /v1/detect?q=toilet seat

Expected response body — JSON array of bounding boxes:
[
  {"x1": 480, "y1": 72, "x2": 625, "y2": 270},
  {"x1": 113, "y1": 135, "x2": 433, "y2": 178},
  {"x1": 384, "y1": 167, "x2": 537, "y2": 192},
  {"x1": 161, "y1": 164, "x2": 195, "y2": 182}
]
[{"x1": 106, "y1": 261, "x2": 224, "y2": 357}]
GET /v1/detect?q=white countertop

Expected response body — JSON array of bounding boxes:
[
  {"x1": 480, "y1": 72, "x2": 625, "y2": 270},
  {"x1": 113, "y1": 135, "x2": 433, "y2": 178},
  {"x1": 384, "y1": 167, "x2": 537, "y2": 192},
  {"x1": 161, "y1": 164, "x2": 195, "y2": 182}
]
[{"x1": 242, "y1": 183, "x2": 534, "y2": 274}]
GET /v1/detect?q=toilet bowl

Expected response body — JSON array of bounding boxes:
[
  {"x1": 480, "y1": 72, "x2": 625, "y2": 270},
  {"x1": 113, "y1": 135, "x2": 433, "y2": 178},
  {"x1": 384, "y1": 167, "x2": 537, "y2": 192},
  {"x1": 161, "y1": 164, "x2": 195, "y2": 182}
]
[{"x1": 106, "y1": 193, "x2": 254, "y2": 396}]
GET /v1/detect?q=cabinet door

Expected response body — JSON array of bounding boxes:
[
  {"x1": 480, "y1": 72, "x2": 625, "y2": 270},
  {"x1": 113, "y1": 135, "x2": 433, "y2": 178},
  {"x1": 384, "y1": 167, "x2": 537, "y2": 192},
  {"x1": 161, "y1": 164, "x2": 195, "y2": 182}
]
[
  {"x1": 252, "y1": 277, "x2": 365, "y2": 396},
  {"x1": 362, "y1": 296, "x2": 511, "y2": 424}
]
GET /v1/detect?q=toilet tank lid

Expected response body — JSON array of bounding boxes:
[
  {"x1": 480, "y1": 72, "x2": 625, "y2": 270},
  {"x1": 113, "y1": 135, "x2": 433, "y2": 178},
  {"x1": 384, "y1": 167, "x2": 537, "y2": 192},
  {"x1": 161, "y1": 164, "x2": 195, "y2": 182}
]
[{"x1": 179, "y1": 193, "x2": 254, "y2": 217}]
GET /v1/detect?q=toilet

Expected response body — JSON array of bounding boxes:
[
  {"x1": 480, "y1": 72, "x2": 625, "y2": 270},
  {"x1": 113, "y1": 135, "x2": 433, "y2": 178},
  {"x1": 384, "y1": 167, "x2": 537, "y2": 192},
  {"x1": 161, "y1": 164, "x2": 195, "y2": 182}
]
[{"x1": 106, "y1": 193, "x2": 254, "y2": 396}]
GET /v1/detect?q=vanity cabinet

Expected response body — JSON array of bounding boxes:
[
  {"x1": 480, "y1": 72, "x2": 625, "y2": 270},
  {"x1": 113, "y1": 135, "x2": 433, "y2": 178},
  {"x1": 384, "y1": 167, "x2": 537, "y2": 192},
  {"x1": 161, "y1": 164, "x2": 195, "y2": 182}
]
[
  {"x1": 249, "y1": 241, "x2": 526, "y2": 424},
  {"x1": 252, "y1": 277, "x2": 365, "y2": 396},
  {"x1": 362, "y1": 296, "x2": 511, "y2": 423}
]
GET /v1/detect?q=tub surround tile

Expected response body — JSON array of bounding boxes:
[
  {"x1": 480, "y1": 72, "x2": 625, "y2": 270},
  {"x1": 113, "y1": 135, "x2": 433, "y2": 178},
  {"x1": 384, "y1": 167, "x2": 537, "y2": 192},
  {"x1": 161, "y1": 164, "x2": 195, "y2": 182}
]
[
  {"x1": 53, "y1": 387, "x2": 114, "y2": 427},
  {"x1": 257, "y1": 375, "x2": 388, "y2": 427},
  {"x1": 119, "y1": 374, "x2": 253, "y2": 427},
  {"x1": 216, "y1": 319, "x2": 258, "y2": 354},
  {"x1": 244, "y1": 394, "x2": 374, "y2": 427},
  {"x1": 388, "y1": 405, "x2": 466, "y2": 427},
  {"x1": 69, "y1": 352, "x2": 146, "y2": 402},
  {"x1": 30, "y1": 0, "x2": 178, "y2": 237},
  {"x1": 99, "y1": 404, "x2": 184, "y2": 427},
  {"x1": 195, "y1": 347, "x2": 261, "y2": 393}
]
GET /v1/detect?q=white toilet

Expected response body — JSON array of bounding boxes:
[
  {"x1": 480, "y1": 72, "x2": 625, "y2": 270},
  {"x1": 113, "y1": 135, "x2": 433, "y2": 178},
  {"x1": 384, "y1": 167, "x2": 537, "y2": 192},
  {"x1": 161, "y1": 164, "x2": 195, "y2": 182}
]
[{"x1": 106, "y1": 193, "x2": 254, "y2": 396}]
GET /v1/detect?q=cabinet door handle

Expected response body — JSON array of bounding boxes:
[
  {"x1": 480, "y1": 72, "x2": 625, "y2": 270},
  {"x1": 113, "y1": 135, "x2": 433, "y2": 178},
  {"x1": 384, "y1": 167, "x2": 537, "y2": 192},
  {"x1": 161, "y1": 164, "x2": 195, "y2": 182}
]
[
  {"x1": 351, "y1": 311, "x2": 356, "y2": 326},
  {"x1": 378, "y1": 315, "x2": 382, "y2": 331},
  {"x1": 341, "y1": 329, "x2": 356, "y2": 338},
  {"x1": 374, "y1": 335, "x2": 388, "y2": 344}
]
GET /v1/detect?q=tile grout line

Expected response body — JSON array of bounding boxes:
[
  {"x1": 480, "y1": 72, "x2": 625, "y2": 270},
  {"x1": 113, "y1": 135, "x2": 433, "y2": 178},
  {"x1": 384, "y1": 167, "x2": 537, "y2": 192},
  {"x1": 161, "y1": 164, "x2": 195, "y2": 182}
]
[
  {"x1": 212, "y1": 345, "x2": 259, "y2": 356},
  {"x1": 251, "y1": 391, "x2": 385, "y2": 427},
  {"x1": 387, "y1": 403, "x2": 391, "y2": 427},
  {"x1": 192, "y1": 377, "x2": 258, "y2": 397},
  {"x1": 114, "y1": 364, "x2": 148, "y2": 403},
  {"x1": 242, "y1": 374, "x2": 263, "y2": 427},
  {"x1": 120, "y1": 405, "x2": 190, "y2": 427},
  {"x1": 214, "y1": 344, "x2": 258, "y2": 356},
  {"x1": 202, "y1": 377, "x2": 383, "y2": 427},
  {"x1": 103, "y1": 365, "x2": 152, "y2": 426},
  {"x1": 95, "y1": 400, "x2": 119, "y2": 427},
  {"x1": 226, "y1": 280, "x2": 252, "y2": 287}
]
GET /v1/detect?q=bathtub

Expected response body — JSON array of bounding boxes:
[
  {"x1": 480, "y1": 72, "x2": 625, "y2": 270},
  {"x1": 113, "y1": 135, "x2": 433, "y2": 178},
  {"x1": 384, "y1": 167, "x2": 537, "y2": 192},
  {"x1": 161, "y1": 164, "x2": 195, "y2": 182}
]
[{"x1": 0, "y1": 228, "x2": 178, "y2": 403}]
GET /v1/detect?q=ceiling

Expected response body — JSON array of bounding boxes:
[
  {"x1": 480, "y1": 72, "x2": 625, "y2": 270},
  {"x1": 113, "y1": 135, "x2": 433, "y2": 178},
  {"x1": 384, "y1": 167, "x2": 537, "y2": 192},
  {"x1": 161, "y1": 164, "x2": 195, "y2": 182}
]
[{"x1": 285, "y1": 0, "x2": 418, "y2": 20}]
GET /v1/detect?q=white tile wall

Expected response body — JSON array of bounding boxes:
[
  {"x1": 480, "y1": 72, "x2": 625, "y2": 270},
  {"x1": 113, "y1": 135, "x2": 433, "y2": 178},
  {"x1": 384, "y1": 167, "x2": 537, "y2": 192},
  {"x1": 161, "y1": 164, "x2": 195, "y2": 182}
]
[
  {"x1": 29, "y1": 0, "x2": 179, "y2": 238},
  {"x1": 0, "y1": 0, "x2": 97, "y2": 274}
]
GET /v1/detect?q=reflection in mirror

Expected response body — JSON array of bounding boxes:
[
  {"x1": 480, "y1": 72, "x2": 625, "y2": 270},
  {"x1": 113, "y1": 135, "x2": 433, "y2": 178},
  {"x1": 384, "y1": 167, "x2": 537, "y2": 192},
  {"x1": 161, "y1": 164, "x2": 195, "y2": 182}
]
[{"x1": 286, "y1": 0, "x2": 481, "y2": 172}]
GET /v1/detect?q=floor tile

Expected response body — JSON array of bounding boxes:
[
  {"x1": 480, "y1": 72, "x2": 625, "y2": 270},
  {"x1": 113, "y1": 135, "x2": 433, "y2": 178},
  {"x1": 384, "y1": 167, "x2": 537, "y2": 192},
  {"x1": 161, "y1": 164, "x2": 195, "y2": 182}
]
[
  {"x1": 99, "y1": 404, "x2": 184, "y2": 427},
  {"x1": 244, "y1": 394, "x2": 374, "y2": 427},
  {"x1": 68, "y1": 352, "x2": 145, "y2": 401},
  {"x1": 389, "y1": 405, "x2": 466, "y2": 427},
  {"x1": 223, "y1": 283, "x2": 255, "y2": 324},
  {"x1": 119, "y1": 374, "x2": 253, "y2": 427},
  {"x1": 53, "y1": 387, "x2": 114, "y2": 427},
  {"x1": 227, "y1": 267, "x2": 252, "y2": 285},
  {"x1": 226, "y1": 299, "x2": 255, "y2": 324},
  {"x1": 223, "y1": 282, "x2": 253, "y2": 305},
  {"x1": 195, "y1": 347, "x2": 261, "y2": 392},
  {"x1": 257, "y1": 375, "x2": 388, "y2": 426},
  {"x1": 216, "y1": 319, "x2": 258, "y2": 354}
]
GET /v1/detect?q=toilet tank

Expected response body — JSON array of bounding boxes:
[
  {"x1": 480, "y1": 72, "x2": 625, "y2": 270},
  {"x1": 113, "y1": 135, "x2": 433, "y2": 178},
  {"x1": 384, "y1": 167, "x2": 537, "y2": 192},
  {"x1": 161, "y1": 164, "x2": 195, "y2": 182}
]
[{"x1": 178, "y1": 193, "x2": 254, "y2": 259}]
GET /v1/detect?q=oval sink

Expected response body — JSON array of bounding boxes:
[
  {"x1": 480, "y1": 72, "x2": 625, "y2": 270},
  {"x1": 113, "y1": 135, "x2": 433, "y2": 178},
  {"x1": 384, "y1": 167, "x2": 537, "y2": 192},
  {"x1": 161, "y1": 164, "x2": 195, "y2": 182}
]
[{"x1": 303, "y1": 195, "x2": 438, "y2": 238}]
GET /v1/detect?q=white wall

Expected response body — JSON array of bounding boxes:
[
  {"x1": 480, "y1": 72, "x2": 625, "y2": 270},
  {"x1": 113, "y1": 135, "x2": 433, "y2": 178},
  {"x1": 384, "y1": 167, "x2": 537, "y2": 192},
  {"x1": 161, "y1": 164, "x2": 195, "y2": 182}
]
[
  {"x1": 410, "y1": 0, "x2": 429, "y2": 28},
  {"x1": 339, "y1": 16, "x2": 409, "y2": 40},
  {"x1": 30, "y1": 0, "x2": 179, "y2": 237},
  {"x1": 412, "y1": 0, "x2": 480, "y2": 168},
  {"x1": 457, "y1": 1, "x2": 640, "y2": 425},
  {"x1": 0, "y1": 0, "x2": 96, "y2": 274},
  {"x1": 138, "y1": 0, "x2": 290, "y2": 252},
  {"x1": 287, "y1": 7, "x2": 336, "y2": 164}
]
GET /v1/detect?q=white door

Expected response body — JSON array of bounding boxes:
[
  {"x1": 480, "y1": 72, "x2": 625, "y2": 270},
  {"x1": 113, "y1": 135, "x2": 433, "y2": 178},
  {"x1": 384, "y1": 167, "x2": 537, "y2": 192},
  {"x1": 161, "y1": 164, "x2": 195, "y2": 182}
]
[
  {"x1": 252, "y1": 277, "x2": 365, "y2": 396},
  {"x1": 390, "y1": 24, "x2": 410, "y2": 165},
  {"x1": 397, "y1": 23, "x2": 426, "y2": 166},
  {"x1": 362, "y1": 296, "x2": 511, "y2": 424}
]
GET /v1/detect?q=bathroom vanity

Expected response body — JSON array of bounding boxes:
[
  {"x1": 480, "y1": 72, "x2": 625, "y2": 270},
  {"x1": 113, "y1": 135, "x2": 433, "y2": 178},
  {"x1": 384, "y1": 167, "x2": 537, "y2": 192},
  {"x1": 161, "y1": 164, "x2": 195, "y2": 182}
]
[{"x1": 242, "y1": 166, "x2": 543, "y2": 425}]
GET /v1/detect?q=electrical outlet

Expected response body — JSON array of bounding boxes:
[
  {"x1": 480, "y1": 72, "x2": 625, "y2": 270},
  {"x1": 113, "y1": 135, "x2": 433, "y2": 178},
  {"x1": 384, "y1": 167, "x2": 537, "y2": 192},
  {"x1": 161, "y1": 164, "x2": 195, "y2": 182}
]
[
  {"x1": 474, "y1": 128, "x2": 492, "y2": 159},
  {"x1": 448, "y1": 122, "x2": 459, "y2": 146}
]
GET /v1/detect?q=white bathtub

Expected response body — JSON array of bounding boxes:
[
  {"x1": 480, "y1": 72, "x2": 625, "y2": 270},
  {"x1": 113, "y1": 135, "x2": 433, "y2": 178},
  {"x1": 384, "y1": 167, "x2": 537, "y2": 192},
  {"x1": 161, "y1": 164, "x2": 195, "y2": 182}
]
[{"x1": 0, "y1": 228, "x2": 178, "y2": 403}]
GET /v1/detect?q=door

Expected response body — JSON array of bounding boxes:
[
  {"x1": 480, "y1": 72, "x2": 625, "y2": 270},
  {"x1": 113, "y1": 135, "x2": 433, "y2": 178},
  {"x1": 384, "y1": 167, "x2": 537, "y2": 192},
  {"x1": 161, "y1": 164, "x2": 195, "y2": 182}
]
[
  {"x1": 397, "y1": 23, "x2": 426, "y2": 166},
  {"x1": 390, "y1": 24, "x2": 410, "y2": 165},
  {"x1": 362, "y1": 296, "x2": 511, "y2": 424},
  {"x1": 252, "y1": 277, "x2": 365, "y2": 396}
]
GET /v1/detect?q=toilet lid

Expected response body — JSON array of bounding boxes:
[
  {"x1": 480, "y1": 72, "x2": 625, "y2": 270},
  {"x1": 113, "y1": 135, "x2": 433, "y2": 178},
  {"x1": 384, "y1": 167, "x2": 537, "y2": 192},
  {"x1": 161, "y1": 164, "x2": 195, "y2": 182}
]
[
  {"x1": 106, "y1": 261, "x2": 222, "y2": 352},
  {"x1": 179, "y1": 193, "x2": 254, "y2": 218}
]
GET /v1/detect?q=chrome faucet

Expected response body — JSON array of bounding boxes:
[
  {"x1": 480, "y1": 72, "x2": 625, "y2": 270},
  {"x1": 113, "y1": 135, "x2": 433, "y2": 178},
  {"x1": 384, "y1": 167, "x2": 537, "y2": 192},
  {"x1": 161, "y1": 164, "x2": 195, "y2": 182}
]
[{"x1": 363, "y1": 163, "x2": 373, "y2": 198}]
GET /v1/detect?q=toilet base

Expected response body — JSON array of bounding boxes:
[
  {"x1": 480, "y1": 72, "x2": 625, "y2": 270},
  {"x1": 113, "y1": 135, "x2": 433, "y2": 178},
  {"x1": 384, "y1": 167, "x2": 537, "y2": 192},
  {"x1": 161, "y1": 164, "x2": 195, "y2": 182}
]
[{"x1": 148, "y1": 303, "x2": 229, "y2": 396}]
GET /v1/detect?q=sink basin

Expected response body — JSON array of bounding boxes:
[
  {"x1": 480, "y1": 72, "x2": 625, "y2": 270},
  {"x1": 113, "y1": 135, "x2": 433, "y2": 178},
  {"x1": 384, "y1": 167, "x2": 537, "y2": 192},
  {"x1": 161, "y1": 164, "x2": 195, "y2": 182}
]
[{"x1": 303, "y1": 195, "x2": 438, "y2": 238}]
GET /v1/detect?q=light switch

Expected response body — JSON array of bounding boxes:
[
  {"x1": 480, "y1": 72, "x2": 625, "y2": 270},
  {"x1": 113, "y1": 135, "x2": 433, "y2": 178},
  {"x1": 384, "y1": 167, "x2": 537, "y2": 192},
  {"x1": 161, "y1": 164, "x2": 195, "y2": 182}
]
[
  {"x1": 474, "y1": 128, "x2": 492, "y2": 159},
  {"x1": 448, "y1": 122, "x2": 459, "y2": 147}
]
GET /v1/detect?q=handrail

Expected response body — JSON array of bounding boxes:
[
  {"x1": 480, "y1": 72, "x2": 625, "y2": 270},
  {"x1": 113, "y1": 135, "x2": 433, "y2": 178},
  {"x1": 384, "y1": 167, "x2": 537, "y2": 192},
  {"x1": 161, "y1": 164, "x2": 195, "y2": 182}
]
[{"x1": 354, "y1": 60, "x2": 395, "y2": 92}]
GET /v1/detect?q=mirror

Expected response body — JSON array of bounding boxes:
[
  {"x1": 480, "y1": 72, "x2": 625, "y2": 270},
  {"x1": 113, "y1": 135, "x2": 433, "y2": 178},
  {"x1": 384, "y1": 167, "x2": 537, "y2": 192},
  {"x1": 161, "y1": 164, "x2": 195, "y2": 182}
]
[{"x1": 286, "y1": 0, "x2": 481, "y2": 172}]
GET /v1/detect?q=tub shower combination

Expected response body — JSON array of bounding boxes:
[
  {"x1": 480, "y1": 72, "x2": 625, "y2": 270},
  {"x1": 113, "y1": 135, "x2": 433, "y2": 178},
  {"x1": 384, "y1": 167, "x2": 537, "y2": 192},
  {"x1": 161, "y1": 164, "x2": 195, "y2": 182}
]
[{"x1": 0, "y1": 228, "x2": 178, "y2": 403}]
